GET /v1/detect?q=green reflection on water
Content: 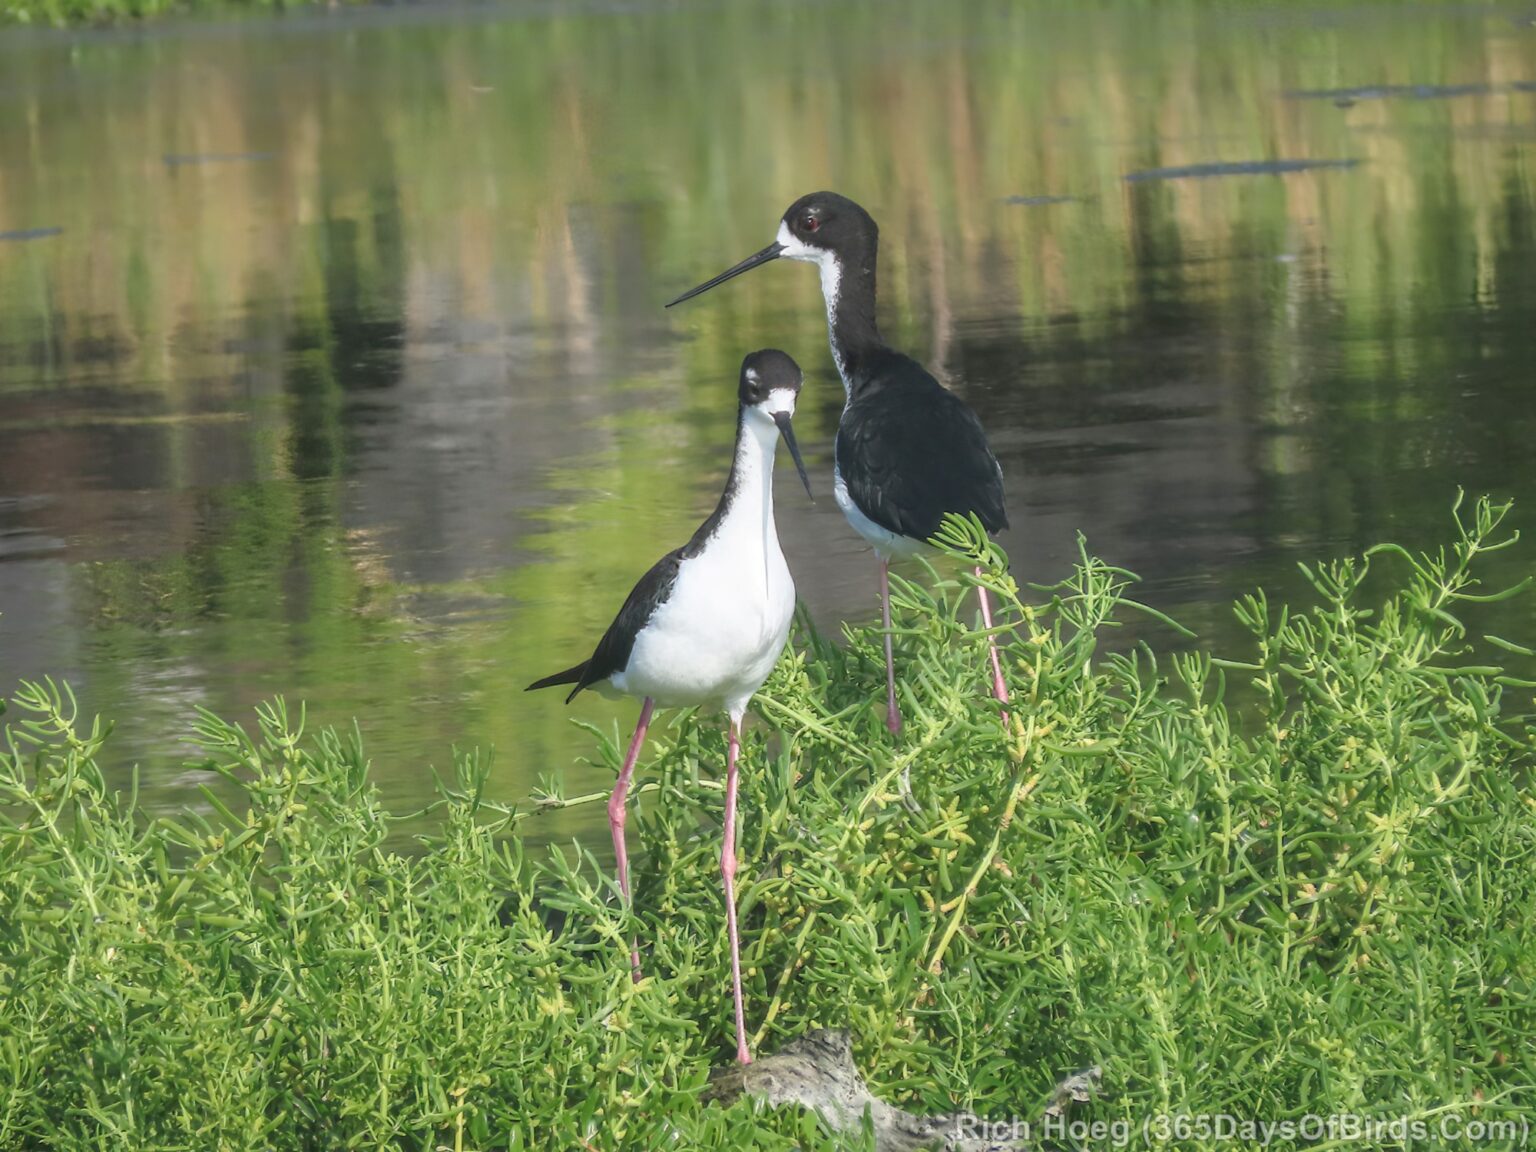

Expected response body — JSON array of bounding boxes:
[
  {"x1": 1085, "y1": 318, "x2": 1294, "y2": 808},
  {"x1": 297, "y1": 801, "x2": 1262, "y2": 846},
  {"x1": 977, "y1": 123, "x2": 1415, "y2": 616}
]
[{"x1": 1, "y1": 1, "x2": 1533, "y2": 845}]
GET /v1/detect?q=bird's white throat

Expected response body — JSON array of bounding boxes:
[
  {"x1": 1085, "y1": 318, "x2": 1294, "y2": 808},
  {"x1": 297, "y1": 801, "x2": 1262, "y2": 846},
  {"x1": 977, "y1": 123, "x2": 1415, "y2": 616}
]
[
  {"x1": 776, "y1": 222, "x2": 849, "y2": 395},
  {"x1": 708, "y1": 405, "x2": 790, "y2": 584}
]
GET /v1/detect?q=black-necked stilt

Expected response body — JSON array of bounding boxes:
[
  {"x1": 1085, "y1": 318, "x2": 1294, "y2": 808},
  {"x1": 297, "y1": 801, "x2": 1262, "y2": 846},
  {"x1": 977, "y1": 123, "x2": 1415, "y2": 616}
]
[
  {"x1": 526, "y1": 349, "x2": 812, "y2": 1066},
  {"x1": 667, "y1": 192, "x2": 1010, "y2": 734}
]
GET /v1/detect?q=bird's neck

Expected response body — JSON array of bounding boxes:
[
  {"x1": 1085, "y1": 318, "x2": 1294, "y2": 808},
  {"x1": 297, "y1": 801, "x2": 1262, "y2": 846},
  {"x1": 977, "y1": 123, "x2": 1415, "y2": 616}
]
[
  {"x1": 706, "y1": 409, "x2": 781, "y2": 558},
  {"x1": 821, "y1": 248, "x2": 883, "y2": 400}
]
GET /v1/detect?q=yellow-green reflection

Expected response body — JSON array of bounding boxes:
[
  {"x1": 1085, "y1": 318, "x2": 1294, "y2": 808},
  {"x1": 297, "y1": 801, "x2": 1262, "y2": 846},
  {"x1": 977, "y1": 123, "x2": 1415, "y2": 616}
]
[{"x1": 1, "y1": 1, "x2": 1533, "y2": 845}]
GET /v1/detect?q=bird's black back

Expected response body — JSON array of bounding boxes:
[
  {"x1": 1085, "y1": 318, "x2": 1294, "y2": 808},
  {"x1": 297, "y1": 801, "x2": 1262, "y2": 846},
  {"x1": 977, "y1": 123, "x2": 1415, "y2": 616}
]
[{"x1": 835, "y1": 349, "x2": 1008, "y2": 542}]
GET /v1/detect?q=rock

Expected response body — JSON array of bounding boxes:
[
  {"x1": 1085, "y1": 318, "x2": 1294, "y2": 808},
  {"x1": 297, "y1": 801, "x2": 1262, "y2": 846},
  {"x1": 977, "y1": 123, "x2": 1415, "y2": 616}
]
[{"x1": 706, "y1": 1028, "x2": 1099, "y2": 1151}]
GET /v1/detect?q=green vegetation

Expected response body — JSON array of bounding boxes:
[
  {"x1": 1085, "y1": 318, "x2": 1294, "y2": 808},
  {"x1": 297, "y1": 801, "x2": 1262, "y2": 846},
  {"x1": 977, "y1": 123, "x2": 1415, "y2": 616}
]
[{"x1": 3, "y1": 496, "x2": 1533, "y2": 1149}]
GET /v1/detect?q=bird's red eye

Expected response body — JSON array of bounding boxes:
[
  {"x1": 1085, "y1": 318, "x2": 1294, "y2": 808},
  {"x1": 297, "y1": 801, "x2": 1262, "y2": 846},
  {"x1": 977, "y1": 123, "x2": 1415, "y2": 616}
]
[{"x1": 802, "y1": 214, "x2": 819, "y2": 232}]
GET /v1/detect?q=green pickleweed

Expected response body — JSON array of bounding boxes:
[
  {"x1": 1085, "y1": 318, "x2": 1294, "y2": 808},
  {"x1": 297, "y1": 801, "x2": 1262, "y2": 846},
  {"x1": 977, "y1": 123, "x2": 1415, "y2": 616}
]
[{"x1": 2, "y1": 495, "x2": 1532, "y2": 1149}]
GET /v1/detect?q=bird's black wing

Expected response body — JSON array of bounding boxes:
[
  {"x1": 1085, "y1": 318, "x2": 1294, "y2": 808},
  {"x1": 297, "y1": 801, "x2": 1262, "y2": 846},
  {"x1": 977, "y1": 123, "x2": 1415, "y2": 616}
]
[
  {"x1": 836, "y1": 361, "x2": 1008, "y2": 542},
  {"x1": 526, "y1": 548, "x2": 684, "y2": 703}
]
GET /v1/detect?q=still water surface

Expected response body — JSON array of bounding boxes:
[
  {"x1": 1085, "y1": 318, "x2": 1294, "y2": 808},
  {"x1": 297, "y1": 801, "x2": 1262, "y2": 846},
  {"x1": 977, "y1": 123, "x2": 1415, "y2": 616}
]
[{"x1": 2, "y1": 1, "x2": 1534, "y2": 846}]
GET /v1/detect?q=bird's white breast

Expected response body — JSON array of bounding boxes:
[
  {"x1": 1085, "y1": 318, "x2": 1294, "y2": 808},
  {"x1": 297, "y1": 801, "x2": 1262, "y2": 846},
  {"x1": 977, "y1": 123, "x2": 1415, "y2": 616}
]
[{"x1": 614, "y1": 536, "x2": 794, "y2": 717}]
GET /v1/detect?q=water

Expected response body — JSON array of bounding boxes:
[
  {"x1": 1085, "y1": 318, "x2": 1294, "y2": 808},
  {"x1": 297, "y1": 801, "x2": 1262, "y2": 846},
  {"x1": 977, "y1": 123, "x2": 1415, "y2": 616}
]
[{"x1": 3, "y1": 0, "x2": 1534, "y2": 847}]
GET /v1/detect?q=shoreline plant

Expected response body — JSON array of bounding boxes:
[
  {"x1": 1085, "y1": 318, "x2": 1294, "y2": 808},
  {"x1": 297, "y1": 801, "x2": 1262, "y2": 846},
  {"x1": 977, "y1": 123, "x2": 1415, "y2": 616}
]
[{"x1": 2, "y1": 496, "x2": 1532, "y2": 1149}]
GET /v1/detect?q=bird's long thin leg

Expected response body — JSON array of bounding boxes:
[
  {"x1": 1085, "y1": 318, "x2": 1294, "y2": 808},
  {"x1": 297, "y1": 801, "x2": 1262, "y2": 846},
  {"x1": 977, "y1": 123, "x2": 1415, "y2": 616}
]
[
  {"x1": 721, "y1": 716, "x2": 752, "y2": 1065},
  {"x1": 881, "y1": 558, "x2": 901, "y2": 735},
  {"x1": 975, "y1": 567, "x2": 1010, "y2": 723},
  {"x1": 609, "y1": 696, "x2": 654, "y2": 982}
]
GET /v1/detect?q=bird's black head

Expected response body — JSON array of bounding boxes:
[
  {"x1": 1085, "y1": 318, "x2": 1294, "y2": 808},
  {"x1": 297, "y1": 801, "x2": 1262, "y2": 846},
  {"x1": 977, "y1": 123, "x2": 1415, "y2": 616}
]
[
  {"x1": 738, "y1": 349, "x2": 812, "y2": 501},
  {"x1": 777, "y1": 191, "x2": 878, "y2": 262},
  {"x1": 738, "y1": 348, "x2": 802, "y2": 407},
  {"x1": 665, "y1": 192, "x2": 878, "y2": 308}
]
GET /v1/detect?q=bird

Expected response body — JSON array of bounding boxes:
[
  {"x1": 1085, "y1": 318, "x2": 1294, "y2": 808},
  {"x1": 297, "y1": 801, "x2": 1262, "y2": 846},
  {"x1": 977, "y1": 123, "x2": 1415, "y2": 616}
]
[
  {"x1": 667, "y1": 192, "x2": 1010, "y2": 735},
  {"x1": 526, "y1": 348, "x2": 813, "y2": 1066}
]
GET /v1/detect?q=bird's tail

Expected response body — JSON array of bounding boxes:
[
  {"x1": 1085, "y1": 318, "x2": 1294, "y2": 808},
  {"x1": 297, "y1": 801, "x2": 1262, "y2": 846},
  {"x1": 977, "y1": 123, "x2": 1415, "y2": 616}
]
[{"x1": 525, "y1": 661, "x2": 589, "y2": 704}]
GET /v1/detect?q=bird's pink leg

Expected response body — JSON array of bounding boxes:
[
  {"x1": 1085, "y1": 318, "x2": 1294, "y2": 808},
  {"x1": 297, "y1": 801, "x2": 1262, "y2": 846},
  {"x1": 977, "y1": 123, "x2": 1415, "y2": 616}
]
[
  {"x1": 721, "y1": 717, "x2": 752, "y2": 1064},
  {"x1": 975, "y1": 567, "x2": 1010, "y2": 725},
  {"x1": 609, "y1": 696, "x2": 653, "y2": 982},
  {"x1": 881, "y1": 558, "x2": 901, "y2": 734}
]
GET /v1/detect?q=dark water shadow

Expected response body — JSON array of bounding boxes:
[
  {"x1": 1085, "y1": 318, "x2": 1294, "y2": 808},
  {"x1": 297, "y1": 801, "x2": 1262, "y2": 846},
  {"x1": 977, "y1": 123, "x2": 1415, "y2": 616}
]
[
  {"x1": 1286, "y1": 82, "x2": 1536, "y2": 102},
  {"x1": 1124, "y1": 159, "x2": 1361, "y2": 182},
  {"x1": 162, "y1": 152, "x2": 277, "y2": 167},
  {"x1": 1005, "y1": 194, "x2": 1084, "y2": 206}
]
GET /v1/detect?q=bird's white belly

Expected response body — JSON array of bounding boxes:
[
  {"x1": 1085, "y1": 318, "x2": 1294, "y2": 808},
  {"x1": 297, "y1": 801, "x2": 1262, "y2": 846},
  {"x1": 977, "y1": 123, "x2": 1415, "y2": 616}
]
[
  {"x1": 612, "y1": 542, "x2": 795, "y2": 716},
  {"x1": 832, "y1": 464, "x2": 925, "y2": 560}
]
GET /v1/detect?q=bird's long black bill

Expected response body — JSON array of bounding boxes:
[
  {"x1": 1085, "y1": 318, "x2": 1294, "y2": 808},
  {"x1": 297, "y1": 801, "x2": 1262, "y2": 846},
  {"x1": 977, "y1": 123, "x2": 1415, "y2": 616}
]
[
  {"x1": 772, "y1": 412, "x2": 814, "y2": 501},
  {"x1": 665, "y1": 242, "x2": 783, "y2": 307}
]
